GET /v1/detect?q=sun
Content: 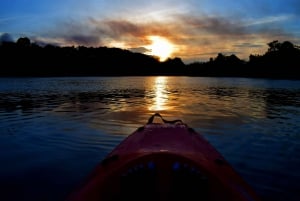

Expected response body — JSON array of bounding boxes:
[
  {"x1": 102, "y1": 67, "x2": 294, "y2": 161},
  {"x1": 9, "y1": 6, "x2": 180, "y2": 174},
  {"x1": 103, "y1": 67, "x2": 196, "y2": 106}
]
[{"x1": 146, "y1": 36, "x2": 174, "y2": 61}]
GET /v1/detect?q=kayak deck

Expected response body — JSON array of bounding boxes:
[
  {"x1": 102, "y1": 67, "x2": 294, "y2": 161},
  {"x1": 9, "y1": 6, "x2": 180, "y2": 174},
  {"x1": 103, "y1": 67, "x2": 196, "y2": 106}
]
[{"x1": 67, "y1": 115, "x2": 261, "y2": 201}]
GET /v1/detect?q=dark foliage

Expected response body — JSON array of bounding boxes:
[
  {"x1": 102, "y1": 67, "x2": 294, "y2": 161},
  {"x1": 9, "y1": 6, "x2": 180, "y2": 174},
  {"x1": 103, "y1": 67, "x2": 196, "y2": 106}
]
[
  {"x1": 187, "y1": 40, "x2": 300, "y2": 79},
  {"x1": 1, "y1": 38, "x2": 300, "y2": 79}
]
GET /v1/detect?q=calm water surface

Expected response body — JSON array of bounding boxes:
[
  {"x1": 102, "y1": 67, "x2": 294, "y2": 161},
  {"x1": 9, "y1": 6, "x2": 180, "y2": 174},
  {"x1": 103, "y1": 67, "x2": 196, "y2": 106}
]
[{"x1": 0, "y1": 77, "x2": 299, "y2": 201}]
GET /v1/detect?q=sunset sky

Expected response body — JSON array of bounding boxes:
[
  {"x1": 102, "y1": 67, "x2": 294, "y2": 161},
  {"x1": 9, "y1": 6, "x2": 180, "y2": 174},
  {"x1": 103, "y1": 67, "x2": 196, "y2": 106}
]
[{"x1": 1, "y1": 0, "x2": 300, "y2": 63}]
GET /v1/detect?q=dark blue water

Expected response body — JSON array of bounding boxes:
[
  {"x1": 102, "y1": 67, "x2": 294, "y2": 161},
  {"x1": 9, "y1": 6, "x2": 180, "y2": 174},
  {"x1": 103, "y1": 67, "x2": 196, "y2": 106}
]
[{"x1": 0, "y1": 77, "x2": 299, "y2": 201}]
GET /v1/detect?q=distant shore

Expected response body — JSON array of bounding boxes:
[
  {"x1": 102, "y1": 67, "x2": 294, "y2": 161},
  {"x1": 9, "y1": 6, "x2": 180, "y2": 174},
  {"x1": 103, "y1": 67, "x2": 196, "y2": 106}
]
[{"x1": 1, "y1": 38, "x2": 300, "y2": 79}]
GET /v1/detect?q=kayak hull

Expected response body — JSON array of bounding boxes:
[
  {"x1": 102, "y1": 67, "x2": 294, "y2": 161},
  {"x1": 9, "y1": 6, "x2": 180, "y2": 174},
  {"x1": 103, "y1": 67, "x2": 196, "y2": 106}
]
[{"x1": 67, "y1": 123, "x2": 260, "y2": 201}]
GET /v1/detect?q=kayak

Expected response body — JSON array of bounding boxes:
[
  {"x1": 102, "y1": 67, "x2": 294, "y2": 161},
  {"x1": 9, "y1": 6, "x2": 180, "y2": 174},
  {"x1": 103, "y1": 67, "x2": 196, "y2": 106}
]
[{"x1": 67, "y1": 113, "x2": 261, "y2": 201}]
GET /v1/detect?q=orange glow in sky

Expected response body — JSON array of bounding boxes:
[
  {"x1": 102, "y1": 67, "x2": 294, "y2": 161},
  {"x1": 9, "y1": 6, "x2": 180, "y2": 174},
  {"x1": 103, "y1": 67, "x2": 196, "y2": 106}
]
[{"x1": 1, "y1": 0, "x2": 299, "y2": 63}]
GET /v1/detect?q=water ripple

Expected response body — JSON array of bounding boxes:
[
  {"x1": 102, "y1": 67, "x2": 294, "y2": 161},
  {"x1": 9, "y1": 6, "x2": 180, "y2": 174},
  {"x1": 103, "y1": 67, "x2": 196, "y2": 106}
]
[{"x1": 1, "y1": 77, "x2": 300, "y2": 201}]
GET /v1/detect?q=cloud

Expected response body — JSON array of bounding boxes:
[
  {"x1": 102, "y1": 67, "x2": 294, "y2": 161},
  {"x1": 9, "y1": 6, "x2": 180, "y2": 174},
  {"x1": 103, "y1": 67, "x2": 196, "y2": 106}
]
[
  {"x1": 101, "y1": 20, "x2": 145, "y2": 38},
  {"x1": 0, "y1": 33, "x2": 14, "y2": 43},
  {"x1": 32, "y1": 19, "x2": 102, "y2": 47},
  {"x1": 32, "y1": 12, "x2": 299, "y2": 63},
  {"x1": 244, "y1": 15, "x2": 293, "y2": 27},
  {"x1": 89, "y1": 18, "x2": 175, "y2": 43},
  {"x1": 128, "y1": 47, "x2": 150, "y2": 54},
  {"x1": 64, "y1": 34, "x2": 100, "y2": 47},
  {"x1": 233, "y1": 43, "x2": 264, "y2": 48},
  {"x1": 177, "y1": 15, "x2": 246, "y2": 36}
]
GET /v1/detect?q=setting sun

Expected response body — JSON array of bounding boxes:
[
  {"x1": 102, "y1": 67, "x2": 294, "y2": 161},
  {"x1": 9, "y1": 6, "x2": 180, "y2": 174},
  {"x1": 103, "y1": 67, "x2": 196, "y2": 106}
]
[{"x1": 146, "y1": 36, "x2": 174, "y2": 61}]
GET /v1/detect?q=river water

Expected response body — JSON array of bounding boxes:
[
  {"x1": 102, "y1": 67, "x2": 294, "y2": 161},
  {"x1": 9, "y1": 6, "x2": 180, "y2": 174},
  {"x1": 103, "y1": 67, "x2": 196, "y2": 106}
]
[{"x1": 0, "y1": 76, "x2": 299, "y2": 201}]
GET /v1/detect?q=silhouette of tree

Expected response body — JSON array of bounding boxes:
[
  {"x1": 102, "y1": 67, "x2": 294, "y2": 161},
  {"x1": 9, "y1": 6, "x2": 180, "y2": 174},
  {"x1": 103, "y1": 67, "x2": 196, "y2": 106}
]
[
  {"x1": 16, "y1": 37, "x2": 31, "y2": 47},
  {"x1": 267, "y1": 40, "x2": 280, "y2": 52},
  {"x1": 214, "y1": 53, "x2": 226, "y2": 63},
  {"x1": 0, "y1": 37, "x2": 300, "y2": 79},
  {"x1": 281, "y1": 41, "x2": 294, "y2": 50}
]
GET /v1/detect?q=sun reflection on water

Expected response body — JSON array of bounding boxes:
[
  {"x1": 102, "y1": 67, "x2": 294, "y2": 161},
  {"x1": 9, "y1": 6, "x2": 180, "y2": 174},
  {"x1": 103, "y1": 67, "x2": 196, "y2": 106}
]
[{"x1": 149, "y1": 77, "x2": 169, "y2": 111}]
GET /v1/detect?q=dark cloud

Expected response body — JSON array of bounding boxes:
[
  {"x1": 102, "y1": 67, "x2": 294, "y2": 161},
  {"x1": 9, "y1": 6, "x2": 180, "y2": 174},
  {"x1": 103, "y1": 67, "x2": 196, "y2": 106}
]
[
  {"x1": 31, "y1": 38, "x2": 61, "y2": 47},
  {"x1": 34, "y1": 12, "x2": 298, "y2": 62},
  {"x1": 128, "y1": 47, "x2": 150, "y2": 54},
  {"x1": 37, "y1": 19, "x2": 103, "y2": 47},
  {"x1": 177, "y1": 15, "x2": 246, "y2": 36},
  {"x1": 90, "y1": 18, "x2": 174, "y2": 42},
  {"x1": 43, "y1": 13, "x2": 292, "y2": 48},
  {"x1": 102, "y1": 20, "x2": 145, "y2": 38},
  {"x1": 233, "y1": 43, "x2": 265, "y2": 48},
  {"x1": 58, "y1": 20, "x2": 102, "y2": 46},
  {"x1": 200, "y1": 17, "x2": 246, "y2": 36},
  {"x1": 64, "y1": 34, "x2": 100, "y2": 47},
  {"x1": 177, "y1": 13, "x2": 299, "y2": 50},
  {"x1": 0, "y1": 33, "x2": 14, "y2": 43}
]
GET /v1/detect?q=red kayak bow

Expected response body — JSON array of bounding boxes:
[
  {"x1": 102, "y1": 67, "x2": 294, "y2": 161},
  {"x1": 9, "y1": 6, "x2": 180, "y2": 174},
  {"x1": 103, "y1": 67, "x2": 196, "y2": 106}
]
[{"x1": 67, "y1": 113, "x2": 261, "y2": 201}]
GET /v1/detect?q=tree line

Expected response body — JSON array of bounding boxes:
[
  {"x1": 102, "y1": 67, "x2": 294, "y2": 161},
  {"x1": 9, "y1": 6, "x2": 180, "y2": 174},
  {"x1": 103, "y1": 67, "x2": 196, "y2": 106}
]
[{"x1": 0, "y1": 37, "x2": 299, "y2": 79}]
